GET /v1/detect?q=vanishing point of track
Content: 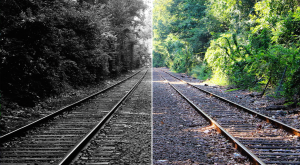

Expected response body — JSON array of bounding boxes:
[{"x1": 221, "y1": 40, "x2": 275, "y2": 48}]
[
  {"x1": 160, "y1": 69, "x2": 300, "y2": 165},
  {"x1": 0, "y1": 69, "x2": 148, "y2": 165}
]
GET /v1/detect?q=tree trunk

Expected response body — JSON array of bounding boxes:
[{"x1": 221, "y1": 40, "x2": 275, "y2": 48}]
[{"x1": 261, "y1": 77, "x2": 271, "y2": 96}]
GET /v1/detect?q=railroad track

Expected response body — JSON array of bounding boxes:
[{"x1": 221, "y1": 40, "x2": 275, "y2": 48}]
[
  {"x1": 153, "y1": 69, "x2": 249, "y2": 164},
  {"x1": 159, "y1": 69, "x2": 300, "y2": 165},
  {"x1": 73, "y1": 68, "x2": 151, "y2": 164},
  {"x1": 0, "y1": 69, "x2": 148, "y2": 165}
]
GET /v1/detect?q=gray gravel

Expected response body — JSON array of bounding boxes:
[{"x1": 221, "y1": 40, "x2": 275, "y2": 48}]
[
  {"x1": 160, "y1": 68, "x2": 300, "y2": 163},
  {"x1": 73, "y1": 69, "x2": 151, "y2": 165},
  {"x1": 161, "y1": 68, "x2": 300, "y2": 130},
  {"x1": 0, "y1": 69, "x2": 143, "y2": 135},
  {"x1": 153, "y1": 68, "x2": 249, "y2": 164}
]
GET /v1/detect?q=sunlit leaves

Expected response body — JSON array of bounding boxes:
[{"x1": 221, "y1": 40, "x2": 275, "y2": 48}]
[{"x1": 154, "y1": 0, "x2": 300, "y2": 98}]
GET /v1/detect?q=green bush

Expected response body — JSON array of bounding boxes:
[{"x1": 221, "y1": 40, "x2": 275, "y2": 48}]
[{"x1": 190, "y1": 63, "x2": 212, "y2": 80}]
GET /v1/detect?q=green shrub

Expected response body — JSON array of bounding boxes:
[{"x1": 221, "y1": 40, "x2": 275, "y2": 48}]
[{"x1": 190, "y1": 63, "x2": 212, "y2": 80}]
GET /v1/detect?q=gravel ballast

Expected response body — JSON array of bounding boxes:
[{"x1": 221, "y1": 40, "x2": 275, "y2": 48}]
[
  {"x1": 0, "y1": 69, "x2": 143, "y2": 135},
  {"x1": 161, "y1": 68, "x2": 300, "y2": 130},
  {"x1": 73, "y1": 69, "x2": 151, "y2": 165},
  {"x1": 153, "y1": 68, "x2": 249, "y2": 164},
  {"x1": 160, "y1": 68, "x2": 300, "y2": 164}
]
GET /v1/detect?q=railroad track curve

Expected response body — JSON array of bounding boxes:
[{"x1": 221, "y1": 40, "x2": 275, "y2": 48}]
[
  {"x1": 159, "y1": 69, "x2": 300, "y2": 165},
  {"x1": 0, "y1": 69, "x2": 148, "y2": 165}
]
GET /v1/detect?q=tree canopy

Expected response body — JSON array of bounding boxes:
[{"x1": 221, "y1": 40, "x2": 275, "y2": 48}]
[
  {"x1": 0, "y1": 0, "x2": 150, "y2": 106},
  {"x1": 153, "y1": 0, "x2": 300, "y2": 99}
]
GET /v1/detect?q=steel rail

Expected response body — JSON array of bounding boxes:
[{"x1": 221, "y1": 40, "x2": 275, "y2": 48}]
[
  {"x1": 162, "y1": 70, "x2": 300, "y2": 137},
  {"x1": 160, "y1": 75, "x2": 265, "y2": 165},
  {"x1": 59, "y1": 70, "x2": 148, "y2": 165},
  {"x1": 0, "y1": 70, "x2": 143, "y2": 143}
]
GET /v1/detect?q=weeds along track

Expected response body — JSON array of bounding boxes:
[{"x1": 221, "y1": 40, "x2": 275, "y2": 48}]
[
  {"x1": 160, "y1": 69, "x2": 300, "y2": 165},
  {"x1": 0, "y1": 69, "x2": 148, "y2": 165}
]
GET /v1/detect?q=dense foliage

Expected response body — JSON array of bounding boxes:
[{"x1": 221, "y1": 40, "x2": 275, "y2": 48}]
[
  {"x1": 153, "y1": 0, "x2": 300, "y2": 100},
  {"x1": 0, "y1": 0, "x2": 149, "y2": 106}
]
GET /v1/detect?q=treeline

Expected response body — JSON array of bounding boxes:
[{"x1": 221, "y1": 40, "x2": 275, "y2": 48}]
[
  {"x1": 0, "y1": 0, "x2": 150, "y2": 106},
  {"x1": 153, "y1": 0, "x2": 300, "y2": 100}
]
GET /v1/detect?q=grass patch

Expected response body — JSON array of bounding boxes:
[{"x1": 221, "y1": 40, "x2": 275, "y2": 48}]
[
  {"x1": 225, "y1": 88, "x2": 239, "y2": 92},
  {"x1": 284, "y1": 102, "x2": 295, "y2": 106}
]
